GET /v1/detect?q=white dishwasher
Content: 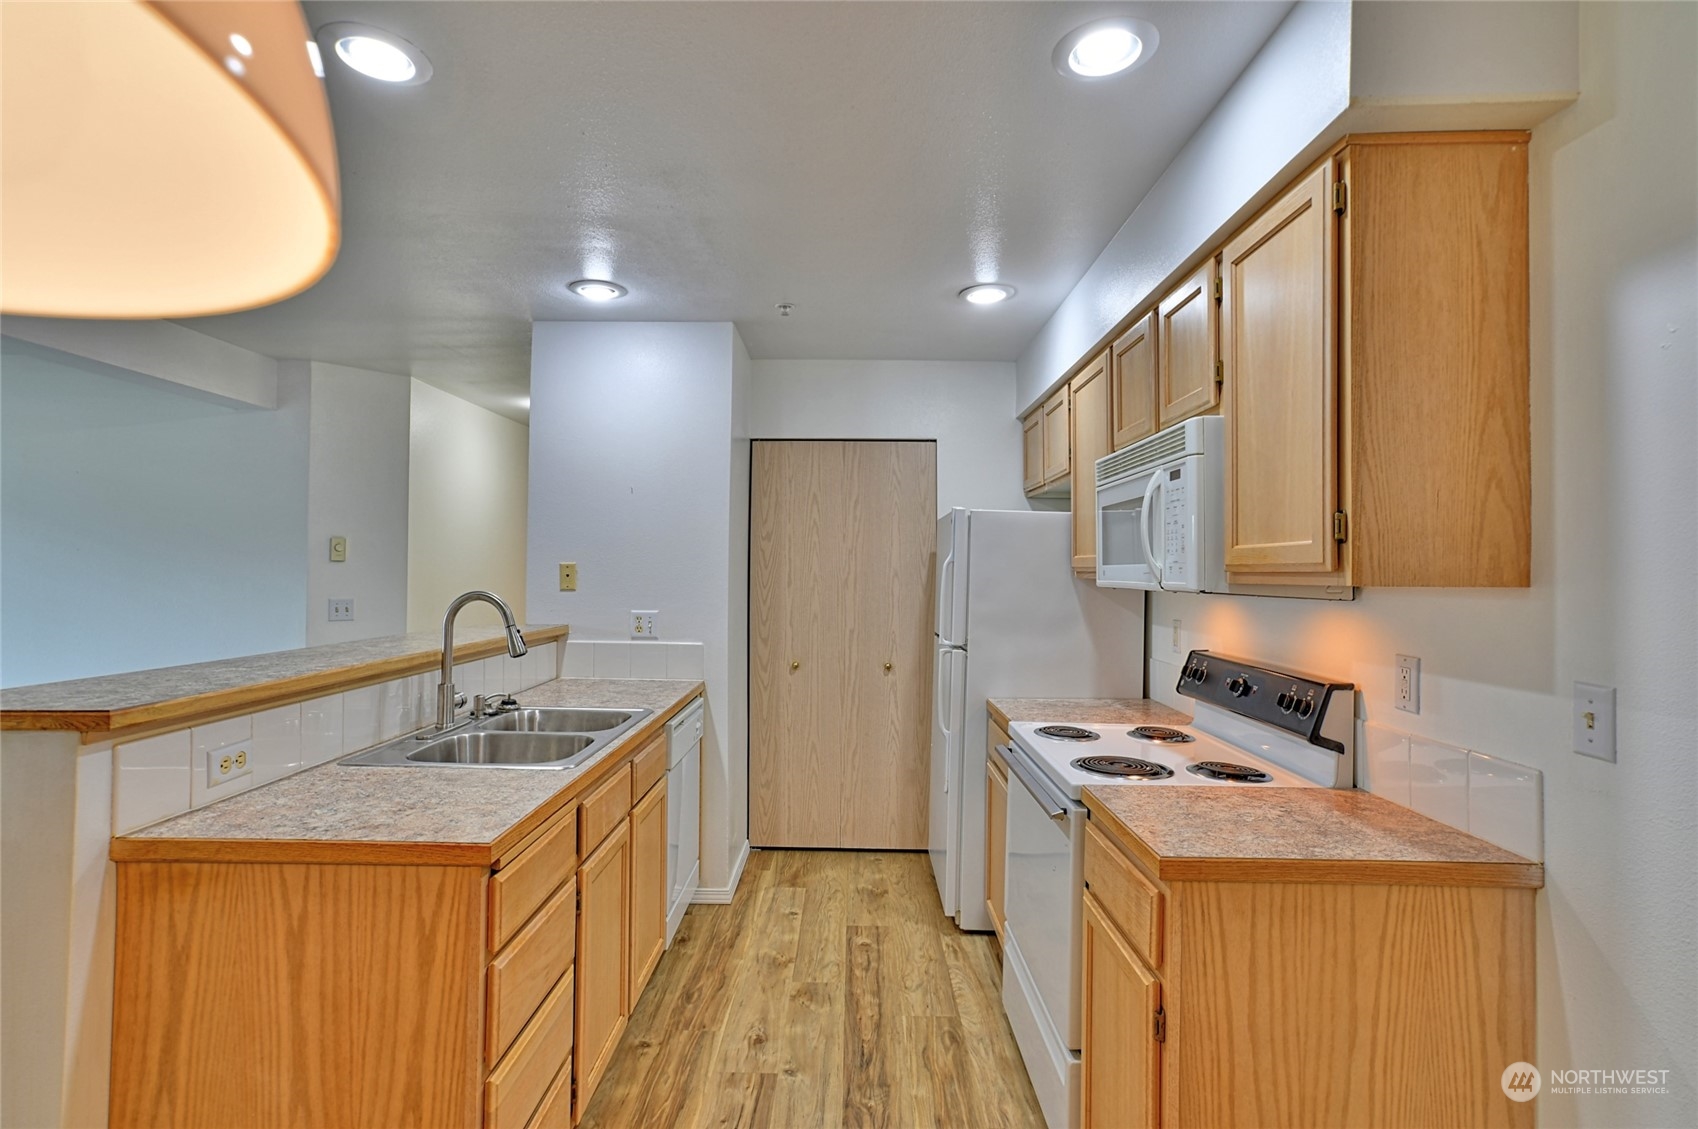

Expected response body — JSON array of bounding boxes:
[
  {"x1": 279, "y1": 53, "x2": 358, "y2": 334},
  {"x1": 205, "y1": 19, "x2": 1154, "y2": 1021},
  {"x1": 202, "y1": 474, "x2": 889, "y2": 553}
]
[{"x1": 665, "y1": 696, "x2": 704, "y2": 945}]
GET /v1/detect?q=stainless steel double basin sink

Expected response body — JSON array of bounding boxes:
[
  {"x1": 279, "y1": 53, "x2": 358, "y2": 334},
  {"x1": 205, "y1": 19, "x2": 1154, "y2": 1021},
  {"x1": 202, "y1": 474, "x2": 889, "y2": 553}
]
[{"x1": 340, "y1": 707, "x2": 652, "y2": 770}]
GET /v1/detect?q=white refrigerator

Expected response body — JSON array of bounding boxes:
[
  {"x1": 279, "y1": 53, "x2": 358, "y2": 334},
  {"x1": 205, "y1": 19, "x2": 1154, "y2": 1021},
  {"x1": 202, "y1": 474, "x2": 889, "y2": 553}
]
[{"x1": 928, "y1": 508, "x2": 1146, "y2": 932}]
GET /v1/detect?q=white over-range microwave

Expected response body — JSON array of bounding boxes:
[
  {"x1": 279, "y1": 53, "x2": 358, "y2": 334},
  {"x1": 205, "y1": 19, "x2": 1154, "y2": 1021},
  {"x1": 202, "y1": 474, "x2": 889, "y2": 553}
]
[{"x1": 1095, "y1": 416, "x2": 1352, "y2": 600}]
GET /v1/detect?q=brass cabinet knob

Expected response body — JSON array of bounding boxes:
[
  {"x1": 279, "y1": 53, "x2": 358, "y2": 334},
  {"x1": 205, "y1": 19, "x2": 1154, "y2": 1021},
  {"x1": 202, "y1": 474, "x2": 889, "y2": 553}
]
[
  {"x1": 791, "y1": 660, "x2": 800, "y2": 671},
  {"x1": 884, "y1": 662, "x2": 893, "y2": 672}
]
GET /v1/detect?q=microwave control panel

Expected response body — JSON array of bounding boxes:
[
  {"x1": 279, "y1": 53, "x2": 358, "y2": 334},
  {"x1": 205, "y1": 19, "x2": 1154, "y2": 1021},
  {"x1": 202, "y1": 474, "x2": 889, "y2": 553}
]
[{"x1": 1160, "y1": 464, "x2": 1196, "y2": 589}]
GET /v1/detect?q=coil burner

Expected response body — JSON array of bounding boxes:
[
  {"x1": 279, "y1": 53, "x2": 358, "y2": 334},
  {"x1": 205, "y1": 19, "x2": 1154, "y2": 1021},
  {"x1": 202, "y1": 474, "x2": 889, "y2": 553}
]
[
  {"x1": 1186, "y1": 761, "x2": 1273, "y2": 783},
  {"x1": 1128, "y1": 725, "x2": 1195, "y2": 744},
  {"x1": 1071, "y1": 756, "x2": 1174, "y2": 780},
  {"x1": 1034, "y1": 725, "x2": 1100, "y2": 742}
]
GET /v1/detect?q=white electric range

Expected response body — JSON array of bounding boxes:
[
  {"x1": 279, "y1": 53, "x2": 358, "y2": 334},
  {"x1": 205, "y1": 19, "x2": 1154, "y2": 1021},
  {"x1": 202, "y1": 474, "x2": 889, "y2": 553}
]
[{"x1": 996, "y1": 650, "x2": 1356, "y2": 1129}]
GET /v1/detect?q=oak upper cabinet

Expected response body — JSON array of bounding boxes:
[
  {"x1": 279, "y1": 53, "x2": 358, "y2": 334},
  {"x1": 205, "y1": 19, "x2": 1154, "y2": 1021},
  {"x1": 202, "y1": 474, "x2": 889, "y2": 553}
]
[
  {"x1": 1022, "y1": 411, "x2": 1045, "y2": 492},
  {"x1": 1157, "y1": 257, "x2": 1220, "y2": 429},
  {"x1": 1221, "y1": 132, "x2": 1531, "y2": 587},
  {"x1": 1069, "y1": 348, "x2": 1113, "y2": 573},
  {"x1": 985, "y1": 722, "x2": 1010, "y2": 940},
  {"x1": 1081, "y1": 891, "x2": 1161, "y2": 1129},
  {"x1": 628, "y1": 772, "x2": 668, "y2": 1004},
  {"x1": 1111, "y1": 311, "x2": 1158, "y2": 449}
]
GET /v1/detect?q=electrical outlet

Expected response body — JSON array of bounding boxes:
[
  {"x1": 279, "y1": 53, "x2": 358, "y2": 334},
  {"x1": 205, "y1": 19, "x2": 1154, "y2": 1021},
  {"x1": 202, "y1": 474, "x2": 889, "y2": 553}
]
[
  {"x1": 328, "y1": 535, "x2": 347, "y2": 563},
  {"x1": 207, "y1": 745, "x2": 252, "y2": 788},
  {"x1": 558, "y1": 562, "x2": 577, "y2": 591},
  {"x1": 1573, "y1": 682, "x2": 1617, "y2": 761},
  {"x1": 328, "y1": 598, "x2": 354, "y2": 622},
  {"x1": 1171, "y1": 619, "x2": 1182, "y2": 655},
  {"x1": 630, "y1": 610, "x2": 658, "y2": 639},
  {"x1": 1395, "y1": 654, "x2": 1420, "y2": 714}
]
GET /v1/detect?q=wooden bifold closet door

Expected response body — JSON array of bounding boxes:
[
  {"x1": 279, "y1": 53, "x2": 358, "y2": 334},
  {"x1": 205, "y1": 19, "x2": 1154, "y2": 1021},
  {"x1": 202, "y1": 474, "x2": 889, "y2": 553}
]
[{"x1": 750, "y1": 440, "x2": 936, "y2": 849}]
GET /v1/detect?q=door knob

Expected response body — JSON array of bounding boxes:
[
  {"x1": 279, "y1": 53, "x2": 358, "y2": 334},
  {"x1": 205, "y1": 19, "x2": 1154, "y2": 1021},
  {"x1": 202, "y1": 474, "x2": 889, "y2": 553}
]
[
  {"x1": 791, "y1": 660, "x2": 800, "y2": 671},
  {"x1": 884, "y1": 662, "x2": 893, "y2": 672}
]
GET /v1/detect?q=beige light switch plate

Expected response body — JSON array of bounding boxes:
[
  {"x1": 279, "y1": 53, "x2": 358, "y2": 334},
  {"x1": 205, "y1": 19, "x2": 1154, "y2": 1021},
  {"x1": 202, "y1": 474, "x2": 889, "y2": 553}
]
[
  {"x1": 329, "y1": 536, "x2": 347, "y2": 562},
  {"x1": 559, "y1": 562, "x2": 577, "y2": 591}
]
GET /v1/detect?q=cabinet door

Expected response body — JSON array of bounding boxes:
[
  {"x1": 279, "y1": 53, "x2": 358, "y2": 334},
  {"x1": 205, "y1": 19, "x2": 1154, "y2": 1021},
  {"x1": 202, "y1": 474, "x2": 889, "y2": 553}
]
[
  {"x1": 1069, "y1": 349, "x2": 1112, "y2": 571},
  {"x1": 1220, "y1": 162, "x2": 1339, "y2": 572},
  {"x1": 1112, "y1": 311, "x2": 1158, "y2": 449},
  {"x1": 575, "y1": 819, "x2": 631, "y2": 1120},
  {"x1": 1081, "y1": 891, "x2": 1161, "y2": 1129},
  {"x1": 1042, "y1": 385, "x2": 1071, "y2": 484},
  {"x1": 1022, "y1": 411, "x2": 1045, "y2": 493},
  {"x1": 1158, "y1": 257, "x2": 1220, "y2": 428},
  {"x1": 627, "y1": 777, "x2": 668, "y2": 1007},
  {"x1": 985, "y1": 753, "x2": 1008, "y2": 940}
]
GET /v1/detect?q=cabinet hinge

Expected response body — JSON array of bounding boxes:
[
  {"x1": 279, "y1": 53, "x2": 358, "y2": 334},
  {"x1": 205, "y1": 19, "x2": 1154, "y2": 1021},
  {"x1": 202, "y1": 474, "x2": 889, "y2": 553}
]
[
  {"x1": 1212, "y1": 276, "x2": 1222, "y2": 303},
  {"x1": 1332, "y1": 180, "x2": 1348, "y2": 215},
  {"x1": 1153, "y1": 1005, "x2": 1167, "y2": 1043},
  {"x1": 1214, "y1": 359, "x2": 1224, "y2": 388},
  {"x1": 1333, "y1": 511, "x2": 1349, "y2": 542}
]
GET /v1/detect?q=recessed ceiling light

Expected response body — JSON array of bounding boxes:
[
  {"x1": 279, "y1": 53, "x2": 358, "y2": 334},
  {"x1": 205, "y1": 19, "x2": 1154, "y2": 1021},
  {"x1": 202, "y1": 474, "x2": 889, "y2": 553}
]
[
  {"x1": 569, "y1": 279, "x2": 628, "y2": 302},
  {"x1": 1054, "y1": 18, "x2": 1159, "y2": 79},
  {"x1": 319, "y1": 22, "x2": 433, "y2": 85},
  {"x1": 960, "y1": 283, "x2": 1016, "y2": 305}
]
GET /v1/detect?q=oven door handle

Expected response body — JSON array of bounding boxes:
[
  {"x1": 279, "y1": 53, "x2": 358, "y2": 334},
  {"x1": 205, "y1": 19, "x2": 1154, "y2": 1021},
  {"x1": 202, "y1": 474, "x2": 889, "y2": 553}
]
[{"x1": 999, "y1": 744, "x2": 1074, "y2": 822}]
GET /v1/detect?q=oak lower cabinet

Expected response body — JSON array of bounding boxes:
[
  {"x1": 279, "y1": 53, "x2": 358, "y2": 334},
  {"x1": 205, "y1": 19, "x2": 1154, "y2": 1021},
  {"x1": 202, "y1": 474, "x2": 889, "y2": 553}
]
[
  {"x1": 1069, "y1": 348, "x2": 1113, "y2": 573},
  {"x1": 985, "y1": 721, "x2": 1010, "y2": 940},
  {"x1": 575, "y1": 769, "x2": 633, "y2": 1121},
  {"x1": 1080, "y1": 811, "x2": 1538, "y2": 1129},
  {"x1": 1220, "y1": 131, "x2": 1531, "y2": 587},
  {"x1": 628, "y1": 752, "x2": 669, "y2": 1004}
]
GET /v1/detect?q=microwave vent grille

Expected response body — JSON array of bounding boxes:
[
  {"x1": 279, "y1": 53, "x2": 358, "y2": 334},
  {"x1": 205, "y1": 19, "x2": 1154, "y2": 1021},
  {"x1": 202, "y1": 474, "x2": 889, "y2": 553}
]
[{"x1": 1097, "y1": 427, "x2": 1190, "y2": 485}]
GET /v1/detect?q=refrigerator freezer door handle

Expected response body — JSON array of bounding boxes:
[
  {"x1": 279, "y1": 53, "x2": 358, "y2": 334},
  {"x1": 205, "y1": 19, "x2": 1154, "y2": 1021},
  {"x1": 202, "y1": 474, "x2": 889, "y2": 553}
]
[
  {"x1": 936, "y1": 648, "x2": 953, "y2": 793},
  {"x1": 936, "y1": 549, "x2": 955, "y2": 640}
]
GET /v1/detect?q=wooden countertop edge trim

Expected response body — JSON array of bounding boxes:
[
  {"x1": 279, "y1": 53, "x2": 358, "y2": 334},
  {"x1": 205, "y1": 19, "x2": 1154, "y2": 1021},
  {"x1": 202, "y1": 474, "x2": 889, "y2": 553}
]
[
  {"x1": 2, "y1": 626, "x2": 570, "y2": 738},
  {"x1": 1084, "y1": 795, "x2": 1545, "y2": 890},
  {"x1": 987, "y1": 702, "x2": 1011, "y2": 731},
  {"x1": 109, "y1": 680, "x2": 705, "y2": 868}
]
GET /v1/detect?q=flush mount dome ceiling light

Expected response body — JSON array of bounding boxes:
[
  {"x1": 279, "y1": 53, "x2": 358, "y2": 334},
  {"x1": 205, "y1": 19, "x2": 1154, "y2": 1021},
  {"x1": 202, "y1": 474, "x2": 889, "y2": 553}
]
[
  {"x1": 319, "y1": 22, "x2": 433, "y2": 85},
  {"x1": 1054, "y1": 17, "x2": 1159, "y2": 79},
  {"x1": 960, "y1": 283, "x2": 1016, "y2": 305},
  {"x1": 0, "y1": 0, "x2": 340, "y2": 318},
  {"x1": 568, "y1": 279, "x2": 628, "y2": 302}
]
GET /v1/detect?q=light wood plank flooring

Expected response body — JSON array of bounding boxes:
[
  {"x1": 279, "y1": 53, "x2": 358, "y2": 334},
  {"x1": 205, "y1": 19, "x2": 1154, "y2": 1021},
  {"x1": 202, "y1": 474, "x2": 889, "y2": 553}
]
[{"x1": 579, "y1": 849, "x2": 1045, "y2": 1128}]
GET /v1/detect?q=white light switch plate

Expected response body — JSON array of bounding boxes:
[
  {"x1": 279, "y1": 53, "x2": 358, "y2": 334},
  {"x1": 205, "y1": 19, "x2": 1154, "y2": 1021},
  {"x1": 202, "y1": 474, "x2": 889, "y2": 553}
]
[
  {"x1": 329, "y1": 598, "x2": 354, "y2": 622},
  {"x1": 1573, "y1": 682, "x2": 1616, "y2": 761}
]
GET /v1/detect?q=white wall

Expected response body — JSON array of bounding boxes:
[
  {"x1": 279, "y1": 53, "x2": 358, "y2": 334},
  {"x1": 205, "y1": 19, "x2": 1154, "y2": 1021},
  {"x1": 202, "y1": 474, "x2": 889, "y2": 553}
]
[
  {"x1": 0, "y1": 341, "x2": 310, "y2": 686},
  {"x1": 749, "y1": 359, "x2": 1028, "y2": 514},
  {"x1": 1148, "y1": 5, "x2": 1695, "y2": 1123},
  {"x1": 406, "y1": 378, "x2": 530, "y2": 632},
  {"x1": 300, "y1": 361, "x2": 411, "y2": 646},
  {"x1": 526, "y1": 321, "x2": 745, "y2": 889}
]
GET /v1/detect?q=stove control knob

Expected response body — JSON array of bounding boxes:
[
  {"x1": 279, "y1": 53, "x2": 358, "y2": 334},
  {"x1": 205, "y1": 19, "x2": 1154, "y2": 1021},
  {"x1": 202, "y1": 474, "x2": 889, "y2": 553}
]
[
  {"x1": 1185, "y1": 662, "x2": 1207, "y2": 684},
  {"x1": 1276, "y1": 688, "x2": 1298, "y2": 713},
  {"x1": 1295, "y1": 694, "x2": 1316, "y2": 719},
  {"x1": 1226, "y1": 675, "x2": 1253, "y2": 697}
]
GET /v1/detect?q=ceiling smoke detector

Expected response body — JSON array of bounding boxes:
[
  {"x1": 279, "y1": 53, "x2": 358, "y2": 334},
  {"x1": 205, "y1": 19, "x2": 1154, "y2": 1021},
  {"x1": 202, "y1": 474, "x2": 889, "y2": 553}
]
[{"x1": 776, "y1": 303, "x2": 795, "y2": 317}]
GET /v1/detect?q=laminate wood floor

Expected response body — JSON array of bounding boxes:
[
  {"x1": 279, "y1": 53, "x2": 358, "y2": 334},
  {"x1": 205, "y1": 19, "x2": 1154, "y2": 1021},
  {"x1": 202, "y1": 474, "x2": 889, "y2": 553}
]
[{"x1": 579, "y1": 849, "x2": 1046, "y2": 1129}]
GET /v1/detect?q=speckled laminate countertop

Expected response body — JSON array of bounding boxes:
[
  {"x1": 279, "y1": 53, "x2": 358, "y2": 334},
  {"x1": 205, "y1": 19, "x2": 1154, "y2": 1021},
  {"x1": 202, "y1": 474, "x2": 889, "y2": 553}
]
[
  {"x1": 1, "y1": 624, "x2": 569, "y2": 734},
  {"x1": 986, "y1": 697, "x2": 1190, "y2": 729},
  {"x1": 110, "y1": 677, "x2": 703, "y2": 866},
  {"x1": 1083, "y1": 786, "x2": 1543, "y2": 888}
]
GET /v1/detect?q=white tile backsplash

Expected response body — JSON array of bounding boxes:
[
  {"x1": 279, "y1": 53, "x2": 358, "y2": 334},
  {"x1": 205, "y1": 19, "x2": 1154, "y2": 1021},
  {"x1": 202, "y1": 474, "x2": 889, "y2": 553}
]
[
  {"x1": 453, "y1": 660, "x2": 483, "y2": 702},
  {"x1": 342, "y1": 685, "x2": 382, "y2": 753},
  {"x1": 593, "y1": 641, "x2": 632, "y2": 679},
  {"x1": 629, "y1": 642, "x2": 668, "y2": 679},
  {"x1": 302, "y1": 694, "x2": 343, "y2": 765},
  {"x1": 665, "y1": 642, "x2": 706, "y2": 680},
  {"x1": 1408, "y1": 736, "x2": 1471, "y2": 831},
  {"x1": 252, "y1": 704, "x2": 302, "y2": 784},
  {"x1": 191, "y1": 715, "x2": 251, "y2": 758},
  {"x1": 1467, "y1": 751, "x2": 1544, "y2": 860},
  {"x1": 561, "y1": 640, "x2": 594, "y2": 678},
  {"x1": 502, "y1": 653, "x2": 527, "y2": 694},
  {"x1": 114, "y1": 729, "x2": 191, "y2": 833},
  {"x1": 524, "y1": 641, "x2": 557, "y2": 689},
  {"x1": 1361, "y1": 723, "x2": 1412, "y2": 807},
  {"x1": 190, "y1": 716, "x2": 257, "y2": 809}
]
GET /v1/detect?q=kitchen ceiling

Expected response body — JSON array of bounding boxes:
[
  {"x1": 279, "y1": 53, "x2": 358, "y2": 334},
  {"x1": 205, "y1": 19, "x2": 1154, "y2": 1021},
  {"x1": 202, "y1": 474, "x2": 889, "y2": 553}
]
[{"x1": 178, "y1": 1, "x2": 1294, "y2": 421}]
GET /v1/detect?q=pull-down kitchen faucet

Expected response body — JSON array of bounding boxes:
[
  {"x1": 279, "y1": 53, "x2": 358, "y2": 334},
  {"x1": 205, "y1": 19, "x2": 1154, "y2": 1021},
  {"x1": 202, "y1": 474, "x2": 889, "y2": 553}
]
[{"x1": 436, "y1": 590, "x2": 528, "y2": 730}]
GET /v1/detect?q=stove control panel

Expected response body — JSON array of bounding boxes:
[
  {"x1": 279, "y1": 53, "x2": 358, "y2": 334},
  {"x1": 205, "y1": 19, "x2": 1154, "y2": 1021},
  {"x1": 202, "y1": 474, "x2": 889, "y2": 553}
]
[{"x1": 1178, "y1": 650, "x2": 1353, "y2": 751}]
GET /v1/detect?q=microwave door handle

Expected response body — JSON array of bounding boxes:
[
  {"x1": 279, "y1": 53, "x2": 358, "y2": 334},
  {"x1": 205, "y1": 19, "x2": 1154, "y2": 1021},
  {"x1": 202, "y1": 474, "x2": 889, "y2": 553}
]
[{"x1": 1140, "y1": 471, "x2": 1164, "y2": 583}]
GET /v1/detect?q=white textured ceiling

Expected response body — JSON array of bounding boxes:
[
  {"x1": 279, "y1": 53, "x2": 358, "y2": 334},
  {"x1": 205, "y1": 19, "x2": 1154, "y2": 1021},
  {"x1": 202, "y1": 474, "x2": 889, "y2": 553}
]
[{"x1": 179, "y1": 1, "x2": 1293, "y2": 420}]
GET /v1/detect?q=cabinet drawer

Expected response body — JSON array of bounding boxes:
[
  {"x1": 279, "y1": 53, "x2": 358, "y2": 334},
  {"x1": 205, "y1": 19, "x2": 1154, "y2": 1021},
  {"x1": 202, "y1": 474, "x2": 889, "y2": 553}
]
[
  {"x1": 989, "y1": 719, "x2": 1010, "y2": 757},
  {"x1": 579, "y1": 763, "x2": 633, "y2": 855},
  {"x1": 487, "y1": 879, "x2": 576, "y2": 1069},
  {"x1": 526, "y1": 1062, "x2": 572, "y2": 1129},
  {"x1": 490, "y1": 808, "x2": 577, "y2": 951},
  {"x1": 632, "y1": 731, "x2": 667, "y2": 800},
  {"x1": 1084, "y1": 820, "x2": 1163, "y2": 968},
  {"x1": 485, "y1": 968, "x2": 574, "y2": 1129}
]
